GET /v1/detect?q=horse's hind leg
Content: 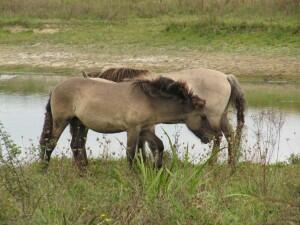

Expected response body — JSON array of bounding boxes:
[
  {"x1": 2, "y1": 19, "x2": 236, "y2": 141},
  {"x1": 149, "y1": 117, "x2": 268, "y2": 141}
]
[
  {"x1": 137, "y1": 126, "x2": 156, "y2": 163},
  {"x1": 220, "y1": 114, "x2": 236, "y2": 169},
  {"x1": 137, "y1": 138, "x2": 147, "y2": 162},
  {"x1": 208, "y1": 133, "x2": 222, "y2": 165},
  {"x1": 70, "y1": 118, "x2": 89, "y2": 171},
  {"x1": 42, "y1": 119, "x2": 68, "y2": 167}
]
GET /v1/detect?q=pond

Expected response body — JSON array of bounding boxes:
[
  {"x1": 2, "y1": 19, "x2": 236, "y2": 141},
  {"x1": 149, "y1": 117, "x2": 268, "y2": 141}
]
[{"x1": 0, "y1": 75, "x2": 299, "y2": 163}]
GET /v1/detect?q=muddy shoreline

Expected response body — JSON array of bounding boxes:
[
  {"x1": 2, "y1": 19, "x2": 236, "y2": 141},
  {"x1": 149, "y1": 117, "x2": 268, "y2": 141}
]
[{"x1": 0, "y1": 46, "x2": 299, "y2": 80}]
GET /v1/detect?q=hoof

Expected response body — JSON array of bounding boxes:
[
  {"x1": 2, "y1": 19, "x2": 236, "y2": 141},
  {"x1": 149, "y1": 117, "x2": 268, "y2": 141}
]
[{"x1": 39, "y1": 160, "x2": 49, "y2": 173}]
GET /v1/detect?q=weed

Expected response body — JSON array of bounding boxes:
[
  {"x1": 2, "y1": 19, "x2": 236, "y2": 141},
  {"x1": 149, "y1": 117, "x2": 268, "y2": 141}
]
[{"x1": 0, "y1": 111, "x2": 299, "y2": 224}]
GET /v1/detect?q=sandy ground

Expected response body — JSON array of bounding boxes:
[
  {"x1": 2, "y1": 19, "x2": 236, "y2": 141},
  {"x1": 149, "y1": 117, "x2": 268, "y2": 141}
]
[{"x1": 0, "y1": 45, "x2": 299, "y2": 77}]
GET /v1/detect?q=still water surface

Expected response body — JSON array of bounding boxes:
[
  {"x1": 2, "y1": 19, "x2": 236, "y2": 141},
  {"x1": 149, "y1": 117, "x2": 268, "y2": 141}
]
[{"x1": 0, "y1": 92, "x2": 299, "y2": 163}]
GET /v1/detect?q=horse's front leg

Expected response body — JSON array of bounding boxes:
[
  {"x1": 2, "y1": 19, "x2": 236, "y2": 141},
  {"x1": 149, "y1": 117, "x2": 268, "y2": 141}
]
[
  {"x1": 186, "y1": 120, "x2": 222, "y2": 165},
  {"x1": 126, "y1": 128, "x2": 140, "y2": 168},
  {"x1": 140, "y1": 129, "x2": 164, "y2": 169}
]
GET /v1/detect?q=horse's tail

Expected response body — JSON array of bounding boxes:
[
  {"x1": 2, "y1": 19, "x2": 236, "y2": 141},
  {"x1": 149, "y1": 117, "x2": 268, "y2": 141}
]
[
  {"x1": 39, "y1": 94, "x2": 53, "y2": 160},
  {"x1": 227, "y1": 74, "x2": 246, "y2": 142}
]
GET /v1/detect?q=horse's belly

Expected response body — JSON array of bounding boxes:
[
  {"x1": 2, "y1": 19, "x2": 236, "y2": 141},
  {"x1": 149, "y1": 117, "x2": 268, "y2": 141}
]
[{"x1": 80, "y1": 117, "x2": 127, "y2": 133}]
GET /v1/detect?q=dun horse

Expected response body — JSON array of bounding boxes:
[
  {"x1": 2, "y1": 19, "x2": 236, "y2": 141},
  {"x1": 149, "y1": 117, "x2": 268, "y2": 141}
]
[
  {"x1": 39, "y1": 77, "x2": 205, "y2": 170},
  {"x1": 83, "y1": 67, "x2": 246, "y2": 168}
]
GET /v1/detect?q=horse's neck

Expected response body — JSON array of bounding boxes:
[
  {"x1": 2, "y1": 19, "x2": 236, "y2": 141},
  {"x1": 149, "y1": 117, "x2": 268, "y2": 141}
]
[{"x1": 152, "y1": 100, "x2": 191, "y2": 124}]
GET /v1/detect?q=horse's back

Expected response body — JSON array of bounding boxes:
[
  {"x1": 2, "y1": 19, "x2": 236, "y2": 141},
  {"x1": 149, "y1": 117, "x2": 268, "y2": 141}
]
[
  {"x1": 50, "y1": 78, "x2": 109, "y2": 118},
  {"x1": 165, "y1": 68, "x2": 230, "y2": 94},
  {"x1": 50, "y1": 77, "x2": 152, "y2": 132}
]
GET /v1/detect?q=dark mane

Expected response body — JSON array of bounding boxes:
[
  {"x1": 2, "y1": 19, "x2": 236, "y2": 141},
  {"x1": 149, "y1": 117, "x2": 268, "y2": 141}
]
[
  {"x1": 100, "y1": 68, "x2": 149, "y2": 82},
  {"x1": 133, "y1": 77, "x2": 205, "y2": 109},
  {"x1": 82, "y1": 67, "x2": 149, "y2": 81}
]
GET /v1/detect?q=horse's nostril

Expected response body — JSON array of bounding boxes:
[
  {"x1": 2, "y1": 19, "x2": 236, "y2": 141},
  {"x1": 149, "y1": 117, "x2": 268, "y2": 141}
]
[{"x1": 201, "y1": 137, "x2": 210, "y2": 144}]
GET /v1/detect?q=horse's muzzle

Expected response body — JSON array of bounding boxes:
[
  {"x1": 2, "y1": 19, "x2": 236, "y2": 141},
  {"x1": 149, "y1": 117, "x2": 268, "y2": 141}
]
[{"x1": 200, "y1": 136, "x2": 210, "y2": 144}]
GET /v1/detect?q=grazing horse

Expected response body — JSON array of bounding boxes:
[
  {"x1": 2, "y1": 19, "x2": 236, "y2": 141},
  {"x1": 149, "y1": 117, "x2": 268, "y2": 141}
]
[
  {"x1": 39, "y1": 77, "x2": 205, "y2": 170},
  {"x1": 83, "y1": 67, "x2": 246, "y2": 168}
]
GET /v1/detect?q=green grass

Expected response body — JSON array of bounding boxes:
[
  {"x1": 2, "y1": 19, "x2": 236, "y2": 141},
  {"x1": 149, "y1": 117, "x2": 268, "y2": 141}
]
[
  {"x1": 0, "y1": 2, "x2": 299, "y2": 223},
  {"x1": 0, "y1": 75, "x2": 68, "y2": 94},
  {"x1": 0, "y1": 65, "x2": 77, "y2": 76},
  {"x1": 164, "y1": 18, "x2": 300, "y2": 54},
  {"x1": 244, "y1": 83, "x2": 300, "y2": 111},
  {"x1": 0, "y1": 15, "x2": 299, "y2": 56},
  {"x1": 1, "y1": 153, "x2": 299, "y2": 224}
]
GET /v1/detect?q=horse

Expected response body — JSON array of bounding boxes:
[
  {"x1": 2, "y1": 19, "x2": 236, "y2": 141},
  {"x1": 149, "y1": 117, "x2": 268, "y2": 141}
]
[
  {"x1": 82, "y1": 67, "x2": 246, "y2": 168},
  {"x1": 39, "y1": 77, "x2": 206, "y2": 170}
]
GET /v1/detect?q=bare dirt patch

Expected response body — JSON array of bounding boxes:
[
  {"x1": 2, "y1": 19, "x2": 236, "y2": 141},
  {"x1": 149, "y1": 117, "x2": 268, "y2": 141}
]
[
  {"x1": 0, "y1": 45, "x2": 299, "y2": 77},
  {"x1": 4, "y1": 24, "x2": 59, "y2": 34},
  {"x1": 4, "y1": 25, "x2": 30, "y2": 33},
  {"x1": 33, "y1": 28, "x2": 59, "y2": 34}
]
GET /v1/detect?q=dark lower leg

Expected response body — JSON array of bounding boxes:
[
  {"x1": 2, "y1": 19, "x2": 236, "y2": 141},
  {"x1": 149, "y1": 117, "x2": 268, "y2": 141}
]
[
  {"x1": 221, "y1": 115, "x2": 236, "y2": 169},
  {"x1": 141, "y1": 130, "x2": 164, "y2": 169},
  {"x1": 39, "y1": 110, "x2": 53, "y2": 161},
  {"x1": 137, "y1": 138, "x2": 147, "y2": 163},
  {"x1": 127, "y1": 130, "x2": 139, "y2": 168},
  {"x1": 40, "y1": 138, "x2": 58, "y2": 170},
  {"x1": 70, "y1": 119, "x2": 88, "y2": 170},
  {"x1": 208, "y1": 135, "x2": 222, "y2": 165},
  {"x1": 72, "y1": 148, "x2": 88, "y2": 170},
  {"x1": 227, "y1": 135, "x2": 235, "y2": 167}
]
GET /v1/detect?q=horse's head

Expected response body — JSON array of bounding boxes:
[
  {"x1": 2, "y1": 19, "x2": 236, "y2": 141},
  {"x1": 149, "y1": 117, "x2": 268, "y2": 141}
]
[
  {"x1": 190, "y1": 127, "x2": 214, "y2": 144},
  {"x1": 186, "y1": 115, "x2": 216, "y2": 144}
]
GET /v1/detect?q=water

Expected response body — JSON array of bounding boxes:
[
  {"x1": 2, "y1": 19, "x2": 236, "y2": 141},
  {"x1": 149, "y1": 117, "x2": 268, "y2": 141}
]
[{"x1": 0, "y1": 92, "x2": 299, "y2": 163}]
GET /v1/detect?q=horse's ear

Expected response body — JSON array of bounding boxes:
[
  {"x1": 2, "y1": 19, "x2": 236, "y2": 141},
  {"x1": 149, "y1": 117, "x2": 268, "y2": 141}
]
[
  {"x1": 82, "y1": 71, "x2": 88, "y2": 78},
  {"x1": 192, "y1": 96, "x2": 206, "y2": 109}
]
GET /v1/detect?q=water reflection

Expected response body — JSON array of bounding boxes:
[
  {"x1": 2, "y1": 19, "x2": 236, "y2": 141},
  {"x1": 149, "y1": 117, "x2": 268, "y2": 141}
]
[{"x1": 0, "y1": 92, "x2": 299, "y2": 163}]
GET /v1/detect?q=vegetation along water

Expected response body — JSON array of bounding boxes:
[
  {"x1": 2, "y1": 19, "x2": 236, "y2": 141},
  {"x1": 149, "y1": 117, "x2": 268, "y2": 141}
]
[{"x1": 0, "y1": 1, "x2": 299, "y2": 224}]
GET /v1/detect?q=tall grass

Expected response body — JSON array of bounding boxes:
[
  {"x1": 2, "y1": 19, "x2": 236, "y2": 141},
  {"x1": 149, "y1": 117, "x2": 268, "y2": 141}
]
[
  {"x1": 0, "y1": 113, "x2": 300, "y2": 224},
  {"x1": 0, "y1": 0, "x2": 299, "y2": 20}
]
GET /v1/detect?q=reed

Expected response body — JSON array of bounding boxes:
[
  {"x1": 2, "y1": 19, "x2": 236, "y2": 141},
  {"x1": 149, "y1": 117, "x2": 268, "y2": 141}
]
[
  {"x1": 0, "y1": 121, "x2": 299, "y2": 224},
  {"x1": 0, "y1": 0, "x2": 299, "y2": 20}
]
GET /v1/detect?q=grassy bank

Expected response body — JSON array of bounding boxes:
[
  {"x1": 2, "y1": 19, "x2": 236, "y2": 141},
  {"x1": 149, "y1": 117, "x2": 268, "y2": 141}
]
[
  {"x1": 244, "y1": 83, "x2": 300, "y2": 111},
  {"x1": 1, "y1": 159, "x2": 300, "y2": 225},
  {"x1": 0, "y1": 15, "x2": 299, "y2": 55},
  {"x1": 0, "y1": 124, "x2": 299, "y2": 225},
  {"x1": 0, "y1": 0, "x2": 299, "y2": 54},
  {"x1": 0, "y1": 75, "x2": 68, "y2": 93},
  {"x1": 1, "y1": 83, "x2": 300, "y2": 225}
]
